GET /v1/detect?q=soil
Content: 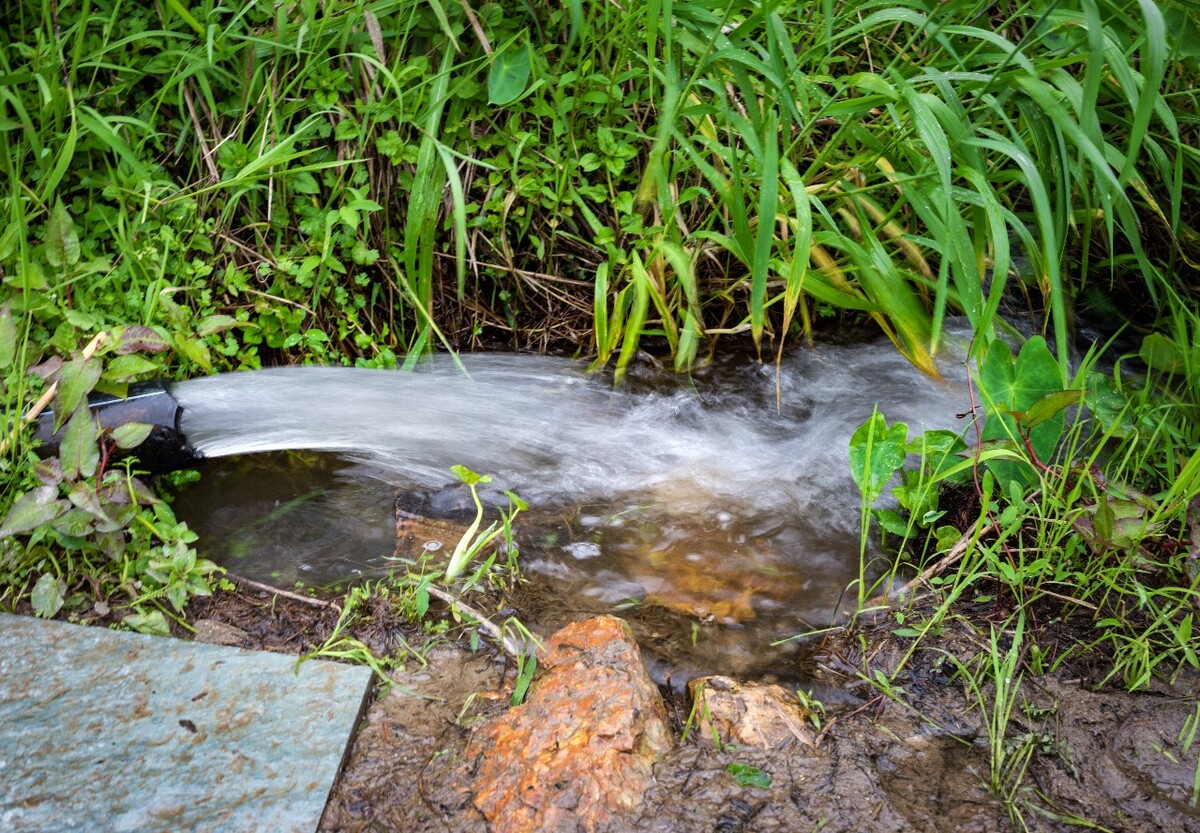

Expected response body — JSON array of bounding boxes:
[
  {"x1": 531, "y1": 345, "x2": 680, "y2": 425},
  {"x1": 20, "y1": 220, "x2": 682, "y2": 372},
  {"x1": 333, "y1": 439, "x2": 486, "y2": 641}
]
[{"x1": 183, "y1": 579, "x2": 1200, "y2": 833}]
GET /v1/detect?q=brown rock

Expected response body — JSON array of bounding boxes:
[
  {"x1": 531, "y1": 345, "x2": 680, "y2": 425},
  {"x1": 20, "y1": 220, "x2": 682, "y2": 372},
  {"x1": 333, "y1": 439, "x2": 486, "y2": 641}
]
[
  {"x1": 193, "y1": 618, "x2": 249, "y2": 647},
  {"x1": 687, "y1": 675, "x2": 816, "y2": 749},
  {"x1": 468, "y1": 616, "x2": 672, "y2": 833}
]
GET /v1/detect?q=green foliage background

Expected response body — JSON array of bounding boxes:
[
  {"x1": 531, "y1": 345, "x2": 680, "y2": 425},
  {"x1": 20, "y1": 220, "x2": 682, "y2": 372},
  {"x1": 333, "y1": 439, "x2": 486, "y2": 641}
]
[{"x1": 2, "y1": 0, "x2": 1197, "y2": 378}]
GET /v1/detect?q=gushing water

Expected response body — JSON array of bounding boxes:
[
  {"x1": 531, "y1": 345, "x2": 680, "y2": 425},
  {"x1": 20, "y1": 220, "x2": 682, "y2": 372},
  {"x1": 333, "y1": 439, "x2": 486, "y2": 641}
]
[
  {"x1": 175, "y1": 340, "x2": 968, "y2": 518},
  {"x1": 172, "y1": 333, "x2": 972, "y2": 680}
]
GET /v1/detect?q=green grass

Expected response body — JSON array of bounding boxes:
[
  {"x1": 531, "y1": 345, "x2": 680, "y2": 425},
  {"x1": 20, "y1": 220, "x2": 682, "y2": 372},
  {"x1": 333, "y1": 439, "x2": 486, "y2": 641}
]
[
  {"x1": 848, "y1": 293, "x2": 1200, "y2": 823},
  {"x1": 1, "y1": 0, "x2": 1197, "y2": 375}
]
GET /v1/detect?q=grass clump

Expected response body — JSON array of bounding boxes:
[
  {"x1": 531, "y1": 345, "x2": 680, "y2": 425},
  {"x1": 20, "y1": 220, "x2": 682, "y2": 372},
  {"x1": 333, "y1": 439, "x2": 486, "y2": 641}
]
[{"x1": 849, "y1": 303, "x2": 1200, "y2": 824}]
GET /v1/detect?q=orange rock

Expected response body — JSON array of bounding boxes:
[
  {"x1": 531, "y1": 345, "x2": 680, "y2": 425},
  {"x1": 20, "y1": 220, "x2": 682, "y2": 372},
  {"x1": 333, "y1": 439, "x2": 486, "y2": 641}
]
[{"x1": 468, "y1": 616, "x2": 672, "y2": 833}]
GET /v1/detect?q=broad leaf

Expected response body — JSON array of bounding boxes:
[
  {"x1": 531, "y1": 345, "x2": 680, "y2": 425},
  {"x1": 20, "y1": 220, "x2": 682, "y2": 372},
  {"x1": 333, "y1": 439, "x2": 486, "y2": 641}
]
[
  {"x1": 114, "y1": 325, "x2": 171, "y2": 354},
  {"x1": 873, "y1": 508, "x2": 910, "y2": 537},
  {"x1": 59, "y1": 405, "x2": 100, "y2": 480},
  {"x1": 104, "y1": 354, "x2": 159, "y2": 381},
  {"x1": 197, "y1": 314, "x2": 239, "y2": 336},
  {"x1": 31, "y1": 573, "x2": 66, "y2": 618},
  {"x1": 110, "y1": 422, "x2": 153, "y2": 449},
  {"x1": 55, "y1": 357, "x2": 102, "y2": 431},
  {"x1": 53, "y1": 507, "x2": 97, "y2": 537},
  {"x1": 451, "y1": 465, "x2": 489, "y2": 487},
  {"x1": 0, "y1": 305, "x2": 16, "y2": 369},
  {"x1": 726, "y1": 763, "x2": 771, "y2": 789},
  {"x1": 978, "y1": 337, "x2": 1065, "y2": 488},
  {"x1": 45, "y1": 199, "x2": 81, "y2": 268},
  {"x1": 0, "y1": 486, "x2": 65, "y2": 537},
  {"x1": 488, "y1": 42, "x2": 532, "y2": 105},
  {"x1": 174, "y1": 334, "x2": 212, "y2": 372},
  {"x1": 33, "y1": 458, "x2": 63, "y2": 486},
  {"x1": 1139, "y1": 332, "x2": 1185, "y2": 373},
  {"x1": 124, "y1": 609, "x2": 170, "y2": 636},
  {"x1": 1024, "y1": 389, "x2": 1083, "y2": 428},
  {"x1": 848, "y1": 414, "x2": 908, "y2": 504}
]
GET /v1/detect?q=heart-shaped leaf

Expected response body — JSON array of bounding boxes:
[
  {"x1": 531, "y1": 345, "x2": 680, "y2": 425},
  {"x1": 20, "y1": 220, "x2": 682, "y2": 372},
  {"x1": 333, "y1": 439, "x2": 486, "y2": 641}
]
[
  {"x1": 488, "y1": 42, "x2": 532, "y2": 105},
  {"x1": 978, "y1": 337, "x2": 1065, "y2": 488}
]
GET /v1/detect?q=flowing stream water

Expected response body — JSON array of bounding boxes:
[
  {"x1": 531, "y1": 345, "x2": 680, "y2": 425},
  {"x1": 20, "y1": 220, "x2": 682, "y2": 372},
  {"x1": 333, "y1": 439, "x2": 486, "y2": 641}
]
[{"x1": 171, "y1": 331, "x2": 972, "y2": 683}]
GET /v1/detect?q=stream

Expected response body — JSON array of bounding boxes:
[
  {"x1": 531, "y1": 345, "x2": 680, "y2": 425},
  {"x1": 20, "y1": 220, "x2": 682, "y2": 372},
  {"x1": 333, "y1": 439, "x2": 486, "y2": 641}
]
[{"x1": 171, "y1": 330, "x2": 971, "y2": 683}]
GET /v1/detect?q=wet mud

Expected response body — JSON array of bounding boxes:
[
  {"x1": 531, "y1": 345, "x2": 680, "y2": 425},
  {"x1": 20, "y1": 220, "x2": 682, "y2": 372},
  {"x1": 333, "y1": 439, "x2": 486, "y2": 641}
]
[{"x1": 185, "y1": 583, "x2": 1200, "y2": 833}]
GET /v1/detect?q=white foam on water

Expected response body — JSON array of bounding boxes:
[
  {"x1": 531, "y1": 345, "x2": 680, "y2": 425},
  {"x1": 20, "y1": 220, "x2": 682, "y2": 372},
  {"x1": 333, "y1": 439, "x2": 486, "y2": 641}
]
[{"x1": 173, "y1": 333, "x2": 973, "y2": 533}]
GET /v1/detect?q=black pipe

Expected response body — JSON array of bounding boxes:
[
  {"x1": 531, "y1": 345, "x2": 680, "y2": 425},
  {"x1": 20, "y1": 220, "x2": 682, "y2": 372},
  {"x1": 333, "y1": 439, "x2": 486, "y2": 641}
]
[{"x1": 34, "y1": 381, "x2": 204, "y2": 473}]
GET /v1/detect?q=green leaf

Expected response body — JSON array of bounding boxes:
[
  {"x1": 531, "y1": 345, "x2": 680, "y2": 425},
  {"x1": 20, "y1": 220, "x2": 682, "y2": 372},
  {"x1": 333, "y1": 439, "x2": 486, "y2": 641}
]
[
  {"x1": 31, "y1": 573, "x2": 66, "y2": 618},
  {"x1": 873, "y1": 508, "x2": 910, "y2": 537},
  {"x1": 726, "y1": 762, "x2": 772, "y2": 789},
  {"x1": 291, "y1": 171, "x2": 320, "y2": 194},
  {"x1": 488, "y1": 42, "x2": 532, "y2": 105},
  {"x1": 511, "y1": 653, "x2": 537, "y2": 706},
  {"x1": 934, "y1": 526, "x2": 961, "y2": 552},
  {"x1": 55, "y1": 357, "x2": 102, "y2": 430},
  {"x1": 53, "y1": 507, "x2": 96, "y2": 537},
  {"x1": 451, "y1": 465, "x2": 489, "y2": 487},
  {"x1": 978, "y1": 337, "x2": 1064, "y2": 488},
  {"x1": 104, "y1": 354, "x2": 159, "y2": 381},
  {"x1": 174, "y1": 334, "x2": 212, "y2": 372},
  {"x1": 1023, "y1": 389, "x2": 1083, "y2": 429},
  {"x1": 124, "y1": 609, "x2": 170, "y2": 636},
  {"x1": 196, "y1": 314, "x2": 239, "y2": 337},
  {"x1": 45, "y1": 199, "x2": 81, "y2": 268},
  {"x1": 114, "y1": 325, "x2": 171, "y2": 354},
  {"x1": 1139, "y1": 332, "x2": 1185, "y2": 373},
  {"x1": 111, "y1": 422, "x2": 154, "y2": 449},
  {"x1": 0, "y1": 305, "x2": 16, "y2": 369},
  {"x1": 848, "y1": 414, "x2": 908, "y2": 504},
  {"x1": 59, "y1": 405, "x2": 100, "y2": 481},
  {"x1": 0, "y1": 486, "x2": 65, "y2": 537}
]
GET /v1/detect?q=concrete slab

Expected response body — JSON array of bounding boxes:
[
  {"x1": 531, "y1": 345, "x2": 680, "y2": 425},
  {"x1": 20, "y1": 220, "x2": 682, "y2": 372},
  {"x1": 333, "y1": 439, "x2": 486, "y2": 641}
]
[{"x1": 0, "y1": 613, "x2": 373, "y2": 833}]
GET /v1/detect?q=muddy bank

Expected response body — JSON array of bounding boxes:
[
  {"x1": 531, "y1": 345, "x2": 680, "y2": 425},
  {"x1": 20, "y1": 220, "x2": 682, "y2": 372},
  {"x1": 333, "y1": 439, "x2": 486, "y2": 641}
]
[{"x1": 184, "y1": 581, "x2": 1199, "y2": 833}]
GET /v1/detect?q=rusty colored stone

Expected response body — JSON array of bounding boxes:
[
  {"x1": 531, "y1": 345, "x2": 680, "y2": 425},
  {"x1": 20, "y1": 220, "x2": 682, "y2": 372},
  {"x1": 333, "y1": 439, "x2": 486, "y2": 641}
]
[
  {"x1": 468, "y1": 616, "x2": 672, "y2": 833},
  {"x1": 687, "y1": 675, "x2": 816, "y2": 749},
  {"x1": 395, "y1": 510, "x2": 473, "y2": 556}
]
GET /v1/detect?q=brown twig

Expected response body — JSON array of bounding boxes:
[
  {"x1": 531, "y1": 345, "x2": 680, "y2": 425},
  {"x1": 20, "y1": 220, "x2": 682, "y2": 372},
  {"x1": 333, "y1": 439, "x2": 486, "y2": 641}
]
[
  {"x1": 424, "y1": 584, "x2": 536, "y2": 659},
  {"x1": 457, "y1": 0, "x2": 492, "y2": 54},
  {"x1": 225, "y1": 572, "x2": 342, "y2": 613},
  {"x1": 859, "y1": 521, "x2": 997, "y2": 616},
  {"x1": 183, "y1": 85, "x2": 221, "y2": 183}
]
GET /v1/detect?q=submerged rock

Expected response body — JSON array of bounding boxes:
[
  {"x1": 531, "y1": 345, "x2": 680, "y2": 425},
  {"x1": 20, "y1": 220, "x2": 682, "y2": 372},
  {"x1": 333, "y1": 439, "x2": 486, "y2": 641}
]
[
  {"x1": 687, "y1": 675, "x2": 816, "y2": 749},
  {"x1": 468, "y1": 615, "x2": 672, "y2": 833}
]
